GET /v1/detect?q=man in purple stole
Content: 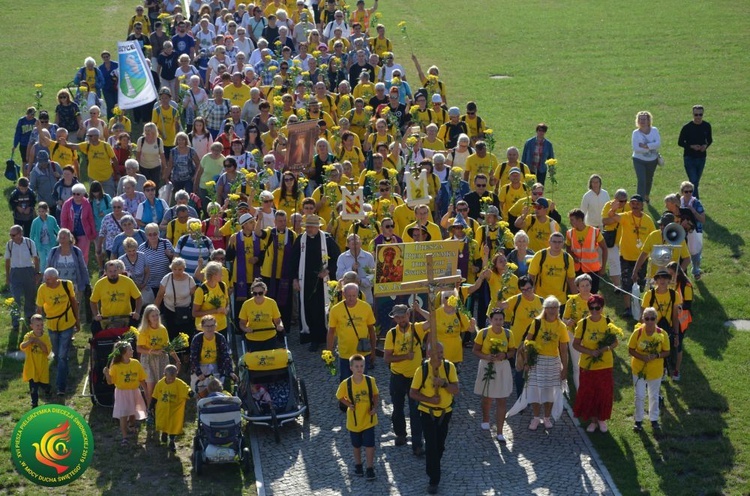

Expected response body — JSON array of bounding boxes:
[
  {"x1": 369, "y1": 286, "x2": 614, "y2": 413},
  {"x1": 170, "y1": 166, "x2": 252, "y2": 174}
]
[
  {"x1": 226, "y1": 213, "x2": 263, "y2": 324},
  {"x1": 255, "y1": 210, "x2": 297, "y2": 331}
]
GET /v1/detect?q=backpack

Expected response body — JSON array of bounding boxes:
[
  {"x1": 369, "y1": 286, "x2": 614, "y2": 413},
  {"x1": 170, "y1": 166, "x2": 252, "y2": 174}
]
[
  {"x1": 418, "y1": 359, "x2": 452, "y2": 391},
  {"x1": 45, "y1": 280, "x2": 74, "y2": 328},
  {"x1": 390, "y1": 323, "x2": 422, "y2": 349},
  {"x1": 7, "y1": 239, "x2": 33, "y2": 258},
  {"x1": 338, "y1": 375, "x2": 374, "y2": 421},
  {"x1": 480, "y1": 327, "x2": 511, "y2": 347},
  {"x1": 536, "y1": 249, "x2": 571, "y2": 294},
  {"x1": 177, "y1": 233, "x2": 209, "y2": 253},
  {"x1": 461, "y1": 114, "x2": 484, "y2": 133},
  {"x1": 199, "y1": 280, "x2": 227, "y2": 301}
]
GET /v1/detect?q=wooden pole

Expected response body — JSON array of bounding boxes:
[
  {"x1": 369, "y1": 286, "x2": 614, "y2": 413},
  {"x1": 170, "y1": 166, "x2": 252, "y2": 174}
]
[{"x1": 425, "y1": 254, "x2": 440, "y2": 373}]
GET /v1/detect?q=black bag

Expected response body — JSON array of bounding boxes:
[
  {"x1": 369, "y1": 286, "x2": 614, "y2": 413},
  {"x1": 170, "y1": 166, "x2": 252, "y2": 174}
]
[
  {"x1": 602, "y1": 229, "x2": 617, "y2": 248},
  {"x1": 345, "y1": 304, "x2": 371, "y2": 352},
  {"x1": 5, "y1": 158, "x2": 20, "y2": 182},
  {"x1": 171, "y1": 274, "x2": 194, "y2": 324}
]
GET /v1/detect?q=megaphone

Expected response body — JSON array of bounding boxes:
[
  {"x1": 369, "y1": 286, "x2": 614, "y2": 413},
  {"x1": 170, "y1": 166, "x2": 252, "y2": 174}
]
[{"x1": 663, "y1": 222, "x2": 686, "y2": 246}]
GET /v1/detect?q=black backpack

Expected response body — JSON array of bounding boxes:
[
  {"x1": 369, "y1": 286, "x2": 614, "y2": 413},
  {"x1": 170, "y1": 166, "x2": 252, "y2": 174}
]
[
  {"x1": 338, "y1": 375, "x2": 374, "y2": 422},
  {"x1": 536, "y1": 249, "x2": 571, "y2": 294}
]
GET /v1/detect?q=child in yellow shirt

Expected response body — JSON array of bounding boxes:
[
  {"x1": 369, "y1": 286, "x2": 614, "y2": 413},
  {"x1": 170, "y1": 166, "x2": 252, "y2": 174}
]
[
  {"x1": 20, "y1": 314, "x2": 52, "y2": 408},
  {"x1": 150, "y1": 364, "x2": 194, "y2": 451}
]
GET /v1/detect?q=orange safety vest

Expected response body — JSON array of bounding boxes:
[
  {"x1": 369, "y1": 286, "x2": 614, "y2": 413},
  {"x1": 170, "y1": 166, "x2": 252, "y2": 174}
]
[
  {"x1": 676, "y1": 281, "x2": 692, "y2": 332},
  {"x1": 567, "y1": 226, "x2": 601, "y2": 272}
]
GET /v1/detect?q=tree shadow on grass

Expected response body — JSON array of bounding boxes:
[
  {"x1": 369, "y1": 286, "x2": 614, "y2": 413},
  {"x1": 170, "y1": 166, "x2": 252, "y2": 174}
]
[
  {"x1": 688, "y1": 279, "x2": 732, "y2": 359},
  {"x1": 636, "y1": 351, "x2": 731, "y2": 495},
  {"x1": 703, "y1": 213, "x2": 744, "y2": 260}
]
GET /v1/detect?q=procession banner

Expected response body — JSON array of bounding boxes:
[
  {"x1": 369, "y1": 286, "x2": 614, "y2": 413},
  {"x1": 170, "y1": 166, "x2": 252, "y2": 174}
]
[
  {"x1": 117, "y1": 41, "x2": 157, "y2": 110},
  {"x1": 286, "y1": 121, "x2": 319, "y2": 174},
  {"x1": 374, "y1": 240, "x2": 461, "y2": 296}
]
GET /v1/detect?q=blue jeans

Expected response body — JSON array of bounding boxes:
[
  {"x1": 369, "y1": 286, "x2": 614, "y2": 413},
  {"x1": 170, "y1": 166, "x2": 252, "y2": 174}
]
[
  {"x1": 632, "y1": 157, "x2": 658, "y2": 199},
  {"x1": 49, "y1": 327, "x2": 75, "y2": 392},
  {"x1": 389, "y1": 372, "x2": 423, "y2": 448},
  {"x1": 683, "y1": 156, "x2": 706, "y2": 199},
  {"x1": 691, "y1": 252, "x2": 702, "y2": 276}
]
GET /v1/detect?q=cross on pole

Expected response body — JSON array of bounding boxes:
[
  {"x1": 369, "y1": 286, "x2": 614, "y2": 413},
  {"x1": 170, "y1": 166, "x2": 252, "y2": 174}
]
[{"x1": 399, "y1": 254, "x2": 463, "y2": 373}]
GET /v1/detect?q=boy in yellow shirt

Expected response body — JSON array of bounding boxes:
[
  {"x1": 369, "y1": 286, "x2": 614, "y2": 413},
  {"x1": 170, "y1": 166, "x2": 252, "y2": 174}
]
[
  {"x1": 336, "y1": 354, "x2": 379, "y2": 480},
  {"x1": 20, "y1": 315, "x2": 51, "y2": 408},
  {"x1": 150, "y1": 364, "x2": 194, "y2": 451}
]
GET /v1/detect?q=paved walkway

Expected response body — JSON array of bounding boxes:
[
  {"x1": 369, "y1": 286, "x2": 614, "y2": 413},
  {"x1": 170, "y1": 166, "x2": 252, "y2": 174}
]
[{"x1": 252, "y1": 334, "x2": 618, "y2": 495}]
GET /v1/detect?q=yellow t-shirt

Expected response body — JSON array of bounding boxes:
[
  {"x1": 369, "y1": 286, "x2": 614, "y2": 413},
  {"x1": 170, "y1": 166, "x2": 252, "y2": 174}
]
[
  {"x1": 108, "y1": 116, "x2": 132, "y2": 134},
  {"x1": 336, "y1": 374, "x2": 379, "y2": 432},
  {"x1": 401, "y1": 221, "x2": 442, "y2": 243},
  {"x1": 628, "y1": 325, "x2": 670, "y2": 380},
  {"x1": 392, "y1": 204, "x2": 415, "y2": 238},
  {"x1": 523, "y1": 318, "x2": 569, "y2": 357},
  {"x1": 166, "y1": 219, "x2": 190, "y2": 246},
  {"x1": 499, "y1": 183, "x2": 529, "y2": 219},
  {"x1": 384, "y1": 324, "x2": 428, "y2": 378},
  {"x1": 109, "y1": 359, "x2": 147, "y2": 390},
  {"x1": 224, "y1": 83, "x2": 251, "y2": 109},
  {"x1": 574, "y1": 317, "x2": 615, "y2": 370},
  {"x1": 423, "y1": 137, "x2": 445, "y2": 152},
  {"x1": 199, "y1": 336, "x2": 217, "y2": 365},
  {"x1": 49, "y1": 140, "x2": 78, "y2": 167},
  {"x1": 431, "y1": 307, "x2": 470, "y2": 364},
  {"x1": 259, "y1": 228, "x2": 296, "y2": 278},
  {"x1": 640, "y1": 230, "x2": 690, "y2": 278},
  {"x1": 618, "y1": 212, "x2": 656, "y2": 262},
  {"x1": 313, "y1": 183, "x2": 343, "y2": 223},
  {"x1": 137, "y1": 324, "x2": 169, "y2": 351},
  {"x1": 339, "y1": 147, "x2": 366, "y2": 175},
  {"x1": 346, "y1": 108, "x2": 371, "y2": 141},
  {"x1": 486, "y1": 270, "x2": 519, "y2": 315},
  {"x1": 239, "y1": 297, "x2": 281, "y2": 342},
  {"x1": 193, "y1": 282, "x2": 229, "y2": 330},
  {"x1": 464, "y1": 153, "x2": 498, "y2": 190},
  {"x1": 504, "y1": 293, "x2": 544, "y2": 347},
  {"x1": 91, "y1": 275, "x2": 141, "y2": 317},
  {"x1": 642, "y1": 289, "x2": 682, "y2": 328},
  {"x1": 601, "y1": 200, "x2": 630, "y2": 245},
  {"x1": 461, "y1": 114, "x2": 486, "y2": 139},
  {"x1": 528, "y1": 249, "x2": 575, "y2": 302},
  {"x1": 562, "y1": 293, "x2": 590, "y2": 327},
  {"x1": 518, "y1": 215, "x2": 561, "y2": 253},
  {"x1": 21, "y1": 331, "x2": 51, "y2": 383},
  {"x1": 326, "y1": 217, "x2": 353, "y2": 252},
  {"x1": 79, "y1": 141, "x2": 115, "y2": 182},
  {"x1": 409, "y1": 107, "x2": 434, "y2": 130},
  {"x1": 272, "y1": 188, "x2": 300, "y2": 219},
  {"x1": 36, "y1": 280, "x2": 76, "y2": 331},
  {"x1": 328, "y1": 300, "x2": 376, "y2": 359},
  {"x1": 369, "y1": 37, "x2": 393, "y2": 58},
  {"x1": 152, "y1": 105, "x2": 179, "y2": 146},
  {"x1": 347, "y1": 221, "x2": 380, "y2": 250},
  {"x1": 493, "y1": 162, "x2": 532, "y2": 191},
  {"x1": 410, "y1": 360, "x2": 458, "y2": 416},
  {"x1": 474, "y1": 326, "x2": 511, "y2": 355},
  {"x1": 153, "y1": 377, "x2": 191, "y2": 435}
]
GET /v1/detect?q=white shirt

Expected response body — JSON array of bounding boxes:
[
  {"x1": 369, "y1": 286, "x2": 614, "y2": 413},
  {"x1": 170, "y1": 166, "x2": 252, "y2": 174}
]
[
  {"x1": 335, "y1": 249, "x2": 375, "y2": 303},
  {"x1": 580, "y1": 188, "x2": 610, "y2": 228},
  {"x1": 323, "y1": 20, "x2": 350, "y2": 39},
  {"x1": 4, "y1": 237, "x2": 38, "y2": 269},
  {"x1": 235, "y1": 37, "x2": 255, "y2": 58}
]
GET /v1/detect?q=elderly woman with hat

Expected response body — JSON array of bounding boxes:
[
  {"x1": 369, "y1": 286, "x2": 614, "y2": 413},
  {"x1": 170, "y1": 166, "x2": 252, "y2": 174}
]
[
  {"x1": 239, "y1": 278, "x2": 284, "y2": 352},
  {"x1": 293, "y1": 214, "x2": 341, "y2": 351}
]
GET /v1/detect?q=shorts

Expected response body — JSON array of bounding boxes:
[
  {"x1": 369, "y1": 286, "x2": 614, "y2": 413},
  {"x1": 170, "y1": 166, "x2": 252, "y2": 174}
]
[
  {"x1": 607, "y1": 245, "x2": 621, "y2": 276},
  {"x1": 350, "y1": 426, "x2": 375, "y2": 448}
]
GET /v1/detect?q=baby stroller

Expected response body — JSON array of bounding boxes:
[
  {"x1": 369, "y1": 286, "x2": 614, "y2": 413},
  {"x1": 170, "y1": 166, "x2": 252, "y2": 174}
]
[
  {"x1": 192, "y1": 395, "x2": 252, "y2": 475},
  {"x1": 87, "y1": 316, "x2": 134, "y2": 407},
  {"x1": 238, "y1": 338, "x2": 310, "y2": 443}
]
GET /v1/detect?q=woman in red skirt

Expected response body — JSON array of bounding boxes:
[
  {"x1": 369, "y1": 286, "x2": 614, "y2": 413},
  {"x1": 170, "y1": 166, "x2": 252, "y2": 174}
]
[{"x1": 572, "y1": 295, "x2": 618, "y2": 433}]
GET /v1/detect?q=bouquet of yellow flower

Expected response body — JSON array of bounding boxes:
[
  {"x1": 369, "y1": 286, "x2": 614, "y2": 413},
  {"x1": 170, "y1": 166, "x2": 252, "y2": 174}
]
[
  {"x1": 370, "y1": 11, "x2": 382, "y2": 30},
  {"x1": 545, "y1": 158, "x2": 558, "y2": 186},
  {"x1": 449, "y1": 167, "x2": 464, "y2": 205},
  {"x1": 524, "y1": 339, "x2": 539, "y2": 367},
  {"x1": 479, "y1": 195, "x2": 493, "y2": 217},
  {"x1": 297, "y1": 176, "x2": 309, "y2": 197},
  {"x1": 121, "y1": 326, "x2": 140, "y2": 343},
  {"x1": 397, "y1": 21, "x2": 412, "y2": 53},
  {"x1": 364, "y1": 169, "x2": 378, "y2": 201},
  {"x1": 204, "y1": 180, "x2": 218, "y2": 204},
  {"x1": 321, "y1": 349, "x2": 337, "y2": 376},
  {"x1": 425, "y1": 75, "x2": 440, "y2": 100},
  {"x1": 524, "y1": 174, "x2": 537, "y2": 205},
  {"x1": 378, "y1": 198, "x2": 392, "y2": 219},
  {"x1": 484, "y1": 128, "x2": 496, "y2": 153},
  {"x1": 324, "y1": 181, "x2": 341, "y2": 211},
  {"x1": 481, "y1": 336, "x2": 506, "y2": 396},
  {"x1": 586, "y1": 322, "x2": 624, "y2": 369},
  {"x1": 327, "y1": 280, "x2": 340, "y2": 303},
  {"x1": 636, "y1": 330, "x2": 662, "y2": 380},
  {"x1": 33, "y1": 83, "x2": 44, "y2": 110},
  {"x1": 4, "y1": 297, "x2": 23, "y2": 331},
  {"x1": 164, "y1": 332, "x2": 191, "y2": 354}
]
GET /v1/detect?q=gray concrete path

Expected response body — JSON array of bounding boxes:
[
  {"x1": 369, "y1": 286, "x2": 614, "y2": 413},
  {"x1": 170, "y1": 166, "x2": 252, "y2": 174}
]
[{"x1": 252, "y1": 334, "x2": 618, "y2": 495}]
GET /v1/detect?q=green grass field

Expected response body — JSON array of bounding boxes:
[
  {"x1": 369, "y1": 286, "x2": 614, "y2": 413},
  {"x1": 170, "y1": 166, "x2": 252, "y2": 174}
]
[{"x1": 1, "y1": 0, "x2": 749, "y2": 494}]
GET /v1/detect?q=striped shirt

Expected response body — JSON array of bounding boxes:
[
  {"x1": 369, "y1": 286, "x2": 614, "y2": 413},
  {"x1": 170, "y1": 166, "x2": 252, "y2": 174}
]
[
  {"x1": 139, "y1": 238, "x2": 175, "y2": 289},
  {"x1": 174, "y1": 234, "x2": 214, "y2": 275}
]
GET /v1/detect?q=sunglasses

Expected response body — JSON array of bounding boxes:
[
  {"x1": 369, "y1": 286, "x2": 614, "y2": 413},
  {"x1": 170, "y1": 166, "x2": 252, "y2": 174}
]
[
  {"x1": 467, "y1": 111, "x2": 476, "y2": 116},
  {"x1": 379, "y1": 188, "x2": 389, "y2": 192},
  {"x1": 643, "y1": 316, "x2": 656, "y2": 321},
  {"x1": 476, "y1": 183, "x2": 487, "y2": 187},
  {"x1": 457, "y1": 208, "x2": 468, "y2": 212},
  {"x1": 147, "y1": 232, "x2": 159, "y2": 236},
  {"x1": 73, "y1": 193, "x2": 83, "y2": 196},
  {"x1": 264, "y1": 161, "x2": 274, "y2": 164},
  {"x1": 382, "y1": 224, "x2": 393, "y2": 228},
  {"x1": 252, "y1": 291, "x2": 264, "y2": 296},
  {"x1": 694, "y1": 113, "x2": 703, "y2": 117},
  {"x1": 59, "y1": 95, "x2": 69, "y2": 100},
  {"x1": 263, "y1": 199, "x2": 273, "y2": 203},
  {"x1": 521, "y1": 286, "x2": 533, "y2": 292},
  {"x1": 589, "y1": 305, "x2": 602, "y2": 311},
  {"x1": 683, "y1": 189, "x2": 693, "y2": 193},
  {"x1": 144, "y1": 188, "x2": 156, "y2": 192}
]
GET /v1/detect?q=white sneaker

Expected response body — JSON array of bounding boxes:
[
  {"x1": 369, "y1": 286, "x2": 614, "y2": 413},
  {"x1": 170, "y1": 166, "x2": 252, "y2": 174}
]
[
  {"x1": 496, "y1": 434, "x2": 506, "y2": 443},
  {"x1": 480, "y1": 422, "x2": 490, "y2": 431},
  {"x1": 543, "y1": 417, "x2": 553, "y2": 429},
  {"x1": 529, "y1": 417, "x2": 541, "y2": 430}
]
